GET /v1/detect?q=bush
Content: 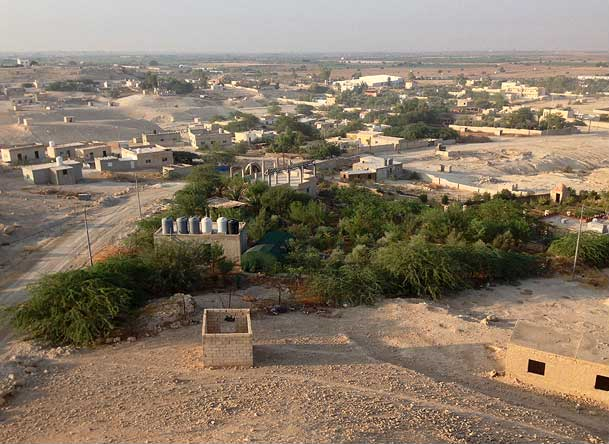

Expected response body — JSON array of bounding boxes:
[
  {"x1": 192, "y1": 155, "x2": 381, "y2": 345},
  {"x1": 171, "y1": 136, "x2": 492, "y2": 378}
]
[
  {"x1": 241, "y1": 251, "x2": 279, "y2": 273},
  {"x1": 547, "y1": 233, "x2": 609, "y2": 268},
  {"x1": 7, "y1": 270, "x2": 132, "y2": 346},
  {"x1": 307, "y1": 264, "x2": 382, "y2": 306}
]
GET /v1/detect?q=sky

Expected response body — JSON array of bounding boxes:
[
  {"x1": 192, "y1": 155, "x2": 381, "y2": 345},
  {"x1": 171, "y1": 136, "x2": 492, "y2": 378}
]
[{"x1": 0, "y1": 0, "x2": 608, "y2": 53}]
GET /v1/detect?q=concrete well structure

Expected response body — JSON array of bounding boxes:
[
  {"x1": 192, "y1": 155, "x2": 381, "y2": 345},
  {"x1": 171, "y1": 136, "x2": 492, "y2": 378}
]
[
  {"x1": 506, "y1": 321, "x2": 609, "y2": 405},
  {"x1": 202, "y1": 309, "x2": 253, "y2": 368}
]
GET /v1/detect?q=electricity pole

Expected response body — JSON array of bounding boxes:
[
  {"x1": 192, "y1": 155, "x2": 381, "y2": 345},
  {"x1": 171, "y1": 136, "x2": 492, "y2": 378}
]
[
  {"x1": 83, "y1": 204, "x2": 93, "y2": 267},
  {"x1": 572, "y1": 203, "x2": 585, "y2": 280},
  {"x1": 134, "y1": 172, "x2": 143, "y2": 219}
]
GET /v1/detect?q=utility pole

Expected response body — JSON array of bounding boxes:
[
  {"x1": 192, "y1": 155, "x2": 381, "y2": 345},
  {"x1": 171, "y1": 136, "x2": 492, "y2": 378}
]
[
  {"x1": 572, "y1": 203, "x2": 585, "y2": 280},
  {"x1": 83, "y1": 204, "x2": 93, "y2": 267},
  {"x1": 134, "y1": 172, "x2": 142, "y2": 219}
]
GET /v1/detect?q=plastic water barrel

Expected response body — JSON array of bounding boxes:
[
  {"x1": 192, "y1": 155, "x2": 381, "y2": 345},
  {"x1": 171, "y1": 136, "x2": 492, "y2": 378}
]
[
  {"x1": 217, "y1": 217, "x2": 228, "y2": 234},
  {"x1": 227, "y1": 219, "x2": 239, "y2": 235},
  {"x1": 161, "y1": 217, "x2": 174, "y2": 235},
  {"x1": 188, "y1": 216, "x2": 201, "y2": 234},
  {"x1": 177, "y1": 217, "x2": 189, "y2": 234},
  {"x1": 201, "y1": 216, "x2": 213, "y2": 234}
]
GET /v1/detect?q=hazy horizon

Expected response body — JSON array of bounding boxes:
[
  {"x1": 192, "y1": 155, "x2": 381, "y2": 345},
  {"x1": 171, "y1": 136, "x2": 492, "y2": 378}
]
[{"x1": 1, "y1": 0, "x2": 608, "y2": 53}]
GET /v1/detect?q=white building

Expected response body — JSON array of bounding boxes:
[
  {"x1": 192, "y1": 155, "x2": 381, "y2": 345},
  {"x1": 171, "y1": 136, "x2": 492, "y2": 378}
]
[{"x1": 333, "y1": 75, "x2": 404, "y2": 91}]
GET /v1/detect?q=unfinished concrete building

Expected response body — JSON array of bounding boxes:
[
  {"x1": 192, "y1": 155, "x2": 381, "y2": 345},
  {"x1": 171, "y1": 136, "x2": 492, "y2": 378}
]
[
  {"x1": 340, "y1": 155, "x2": 403, "y2": 183},
  {"x1": 1, "y1": 143, "x2": 46, "y2": 165},
  {"x1": 202, "y1": 309, "x2": 253, "y2": 368},
  {"x1": 21, "y1": 157, "x2": 83, "y2": 185},
  {"x1": 47, "y1": 141, "x2": 110, "y2": 162},
  {"x1": 506, "y1": 321, "x2": 609, "y2": 405}
]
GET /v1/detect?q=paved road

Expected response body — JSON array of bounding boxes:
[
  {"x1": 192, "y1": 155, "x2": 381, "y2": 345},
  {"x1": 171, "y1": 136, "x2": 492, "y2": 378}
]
[{"x1": 0, "y1": 182, "x2": 183, "y2": 306}]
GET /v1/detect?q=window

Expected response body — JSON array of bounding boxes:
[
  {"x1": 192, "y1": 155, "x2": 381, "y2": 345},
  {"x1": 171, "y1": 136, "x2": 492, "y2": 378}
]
[
  {"x1": 17, "y1": 153, "x2": 23, "y2": 161},
  {"x1": 62, "y1": 170, "x2": 68, "y2": 175},
  {"x1": 595, "y1": 375, "x2": 609, "y2": 391},
  {"x1": 162, "y1": 157, "x2": 168, "y2": 162},
  {"x1": 34, "y1": 151, "x2": 39, "y2": 159},
  {"x1": 102, "y1": 150, "x2": 107, "y2": 157},
  {"x1": 145, "y1": 159, "x2": 151, "y2": 164},
  {"x1": 527, "y1": 359, "x2": 546, "y2": 376}
]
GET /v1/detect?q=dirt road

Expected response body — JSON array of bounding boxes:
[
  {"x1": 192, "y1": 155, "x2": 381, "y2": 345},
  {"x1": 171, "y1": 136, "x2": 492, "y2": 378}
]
[{"x1": 0, "y1": 182, "x2": 183, "y2": 306}]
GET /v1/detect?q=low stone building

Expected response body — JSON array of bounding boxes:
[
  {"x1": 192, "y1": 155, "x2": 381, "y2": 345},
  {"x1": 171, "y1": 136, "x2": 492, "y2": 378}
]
[
  {"x1": 142, "y1": 130, "x2": 181, "y2": 147},
  {"x1": 21, "y1": 158, "x2": 83, "y2": 185},
  {"x1": 188, "y1": 126, "x2": 233, "y2": 149},
  {"x1": 47, "y1": 141, "x2": 110, "y2": 162},
  {"x1": 202, "y1": 309, "x2": 253, "y2": 368},
  {"x1": 340, "y1": 156, "x2": 403, "y2": 183},
  {"x1": 506, "y1": 321, "x2": 609, "y2": 405},
  {"x1": 153, "y1": 220, "x2": 248, "y2": 266},
  {"x1": 1, "y1": 143, "x2": 46, "y2": 165},
  {"x1": 550, "y1": 183, "x2": 570, "y2": 204}
]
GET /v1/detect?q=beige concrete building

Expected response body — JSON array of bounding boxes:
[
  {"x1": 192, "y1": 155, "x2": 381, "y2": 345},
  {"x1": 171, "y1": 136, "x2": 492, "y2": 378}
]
[
  {"x1": 340, "y1": 155, "x2": 402, "y2": 183},
  {"x1": 47, "y1": 142, "x2": 110, "y2": 162},
  {"x1": 345, "y1": 130, "x2": 407, "y2": 151},
  {"x1": 500, "y1": 82, "x2": 546, "y2": 99},
  {"x1": 188, "y1": 126, "x2": 233, "y2": 149},
  {"x1": 120, "y1": 145, "x2": 174, "y2": 168},
  {"x1": 550, "y1": 183, "x2": 570, "y2": 204},
  {"x1": 153, "y1": 220, "x2": 248, "y2": 266},
  {"x1": 542, "y1": 108, "x2": 574, "y2": 120},
  {"x1": 201, "y1": 309, "x2": 253, "y2": 368},
  {"x1": 506, "y1": 321, "x2": 609, "y2": 405},
  {"x1": 142, "y1": 130, "x2": 181, "y2": 147},
  {"x1": 1, "y1": 143, "x2": 46, "y2": 165},
  {"x1": 21, "y1": 158, "x2": 83, "y2": 185}
]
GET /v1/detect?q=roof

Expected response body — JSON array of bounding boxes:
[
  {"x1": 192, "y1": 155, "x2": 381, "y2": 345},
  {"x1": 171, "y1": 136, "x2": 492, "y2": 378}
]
[
  {"x1": 510, "y1": 321, "x2": 609, "y2": 366},
  {"x1": 2, "y1": 143, "x2": 44, "y2": 152},
  {"x1": 24, "y1": 160, "x2": 81, "y2": 171},
  {"x1": 342, "y1": 169, "x2": 373, "y2": 175}
]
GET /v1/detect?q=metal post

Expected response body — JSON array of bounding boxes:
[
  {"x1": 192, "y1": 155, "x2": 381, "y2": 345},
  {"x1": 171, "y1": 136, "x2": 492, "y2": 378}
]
[
  {"x1": 134, "y1": 172, "x2": 142, "y2": 219},
  {"x1": 572, "y1": 203, "x2": 585, "y2": 280},
  {"x1": 83, "y1": 204, "x2": 93, "y2": 267}
]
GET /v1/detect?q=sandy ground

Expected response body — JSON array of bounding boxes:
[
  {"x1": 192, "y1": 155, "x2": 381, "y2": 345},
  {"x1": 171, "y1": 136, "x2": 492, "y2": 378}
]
[
  {"x1": 0, "y1": 276, "x2": 608, "y2": 443},
  {"x1": 387, "y1": 132, "x2": 609, "y2": 195}
]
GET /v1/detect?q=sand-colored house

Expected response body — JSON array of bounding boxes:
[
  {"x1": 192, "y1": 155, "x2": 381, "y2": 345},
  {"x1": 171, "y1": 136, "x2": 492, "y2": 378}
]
[{"x1": 506, "y1": 321, "x2": 609, "y2": 405}]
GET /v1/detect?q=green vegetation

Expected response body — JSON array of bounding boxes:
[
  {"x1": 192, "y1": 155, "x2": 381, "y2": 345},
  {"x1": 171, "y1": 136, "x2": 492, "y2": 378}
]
[
  {"x1": 5, "y1": 241, "x2": 226, "y2": 346},
  {"x1": 47, "y1": 79, "x2": 97, "y2": 92},
  {"x1": 548, "y1": 233, "x2": 609, "y2": 268}
]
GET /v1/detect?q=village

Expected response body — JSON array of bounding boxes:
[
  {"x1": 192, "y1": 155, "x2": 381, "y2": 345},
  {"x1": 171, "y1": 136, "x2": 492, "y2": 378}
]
[{"x1": 1, "y1": 47, "x2": 609, "y2": 443}]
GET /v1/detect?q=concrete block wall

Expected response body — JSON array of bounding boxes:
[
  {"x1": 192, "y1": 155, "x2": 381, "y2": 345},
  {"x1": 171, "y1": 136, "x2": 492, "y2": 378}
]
[
  {"x1": 202, "y1": 309, "x2": 253, "y2": 368},
  {"x1": 506, "y1": 344, "x2": 609, "y2": 405}
]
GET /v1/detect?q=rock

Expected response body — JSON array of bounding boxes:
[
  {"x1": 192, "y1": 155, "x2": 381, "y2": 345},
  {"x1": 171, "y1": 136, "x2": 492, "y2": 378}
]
[
  {"x1": 112, "y1": 337, "x2": 121, "y2": 343},
  {"x1": 481, "y1": 314, "x2": 499, "y2": 325},
  {"x1": 520, "y1": 289, "x2": 533, "y2": 295},
  {"x1": 3, "y1": 224, "x2": 17, "y2": 235},
  {"x1": 135, "y1": 293, "x2": 197, "y2": 334},
  {"x1": 127, "y1": 336, "x2": 136, "y2": 342}
]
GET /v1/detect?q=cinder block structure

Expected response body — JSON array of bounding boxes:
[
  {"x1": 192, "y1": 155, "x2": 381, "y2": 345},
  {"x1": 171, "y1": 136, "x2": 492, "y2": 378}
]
[
  {"x1": 202, "y1": 309, "x2": 253, "y2": 368},
  {"x1": 506, "y1": 321, "x2": 609, "y2": 405}
]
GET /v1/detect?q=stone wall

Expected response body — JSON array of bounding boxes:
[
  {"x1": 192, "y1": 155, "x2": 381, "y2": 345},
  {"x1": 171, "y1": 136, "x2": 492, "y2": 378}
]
[{"x1": 202, "y1": 309, "x2": 253, "y2": 368}]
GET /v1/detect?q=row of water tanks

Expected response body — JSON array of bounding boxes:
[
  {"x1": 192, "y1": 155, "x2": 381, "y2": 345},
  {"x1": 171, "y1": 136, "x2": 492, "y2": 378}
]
[{"x1": 161, "y1": 216, "x2": 240, "y2": 235}]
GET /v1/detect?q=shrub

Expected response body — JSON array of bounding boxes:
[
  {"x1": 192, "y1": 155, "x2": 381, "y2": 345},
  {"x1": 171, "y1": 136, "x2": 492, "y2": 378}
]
[
  {"x1": 7, "y1": 270, "x2": 132, "y2": 346},
  {"x1": 307, "y1": 264, "x2": 382, "y2": 306},
  {"x1": 241, "y1": 251, "x2": 279, "y2": 273},
  {"x1": 547, "y1": 233, "x2": 609, "y2": 268}
]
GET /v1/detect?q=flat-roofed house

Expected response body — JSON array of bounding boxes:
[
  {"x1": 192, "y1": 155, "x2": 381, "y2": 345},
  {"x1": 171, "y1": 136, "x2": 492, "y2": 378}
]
[
  {"x1": 188, "y1": 126, "x2": 233, "y2": 149},
  {"x1": 21, "y1": 158, "x2": 83, "y2": 185},
  {"x1": 1, "y1": 143, "x2": 46, "y2": 165},
  {"x1": 506, "y1": 321, "x2": 609, "y2": 405},
  {"x1": 142, "y1": 130, "x2": 181, "y2": 147},
  {"x1": 340, "y1": 155, "x2": 403, "y2": 183},
  {"x1": 121, "y1": 145, "x2": 174, "y2": 169}
]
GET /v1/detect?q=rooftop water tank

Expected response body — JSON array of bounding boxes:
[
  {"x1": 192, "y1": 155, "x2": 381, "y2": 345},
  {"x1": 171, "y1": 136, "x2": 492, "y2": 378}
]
[
  {"x1": 189, "y1": 216, "x2": 201, "y2": 234},
  {"x1": 49, "y1": 140, "x2": 56, "y2": 148},
  {"x1": 161, "y1": 217, "x2": 174, "y2": 235},
  {"x1": 217, "y1": 217, "x2": 228, "y2": 234},
  {"x1": 177, "y1": 217, "x2": 189, "y2": 234},
  {"x1": 227, "y1": 219, "x2": 239, "y2": 235},
  {"x1": 201, "y1": 216, "x2": 213, "y2": 234},
  {"x1": 56, "y1": 156, "x2": 63, "y2": 166}
]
